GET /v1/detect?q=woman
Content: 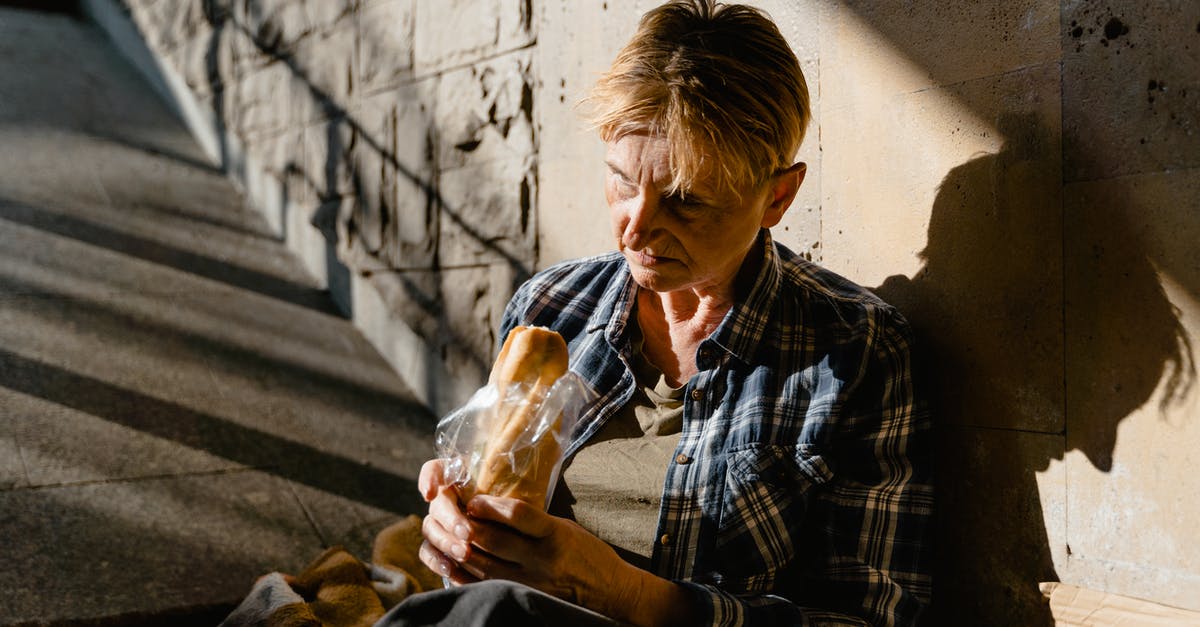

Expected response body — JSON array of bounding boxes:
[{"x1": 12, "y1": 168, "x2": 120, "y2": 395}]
[{"x1": 407, "y1": 2, "x2": 932, "y2": 625}]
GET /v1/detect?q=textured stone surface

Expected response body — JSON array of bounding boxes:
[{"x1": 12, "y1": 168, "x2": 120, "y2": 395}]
[
  {"x1": 357, "y1": 82, "x2": 439, "y2": 270},
  {"x1": 1062, "y1": 168, "x2": 1200, "y2": 610},
  {"x1": 820, "y1": 0, "x2": 1060, "y2": 104},
  {"x1": 435, "y1": 49, "x2": 535, "y2": 171},
  {"x1": 438, "y1": 156, "x2": 537, "y2": 270},
  {"x1": 535, "y1": 155, "x2": 613, "y2": 265},
  {"x1": 0, "y1": 471, "x2": 322, "y2": 625},
  {"x1": 413, "y1": 0, "x2": 537, "y2": 75},
  {"x1": 357, "y1": 0, "x2": 417, "y2": 95},
  {"x1": 1062, "y1": 0, "x2": 1200, "y2": 182},
  {"x1": 289, "y1": 18, "x2": 356, "y2": 108}
]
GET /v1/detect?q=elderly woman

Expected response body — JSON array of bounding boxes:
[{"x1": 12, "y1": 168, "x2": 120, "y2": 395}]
[{"x1": 408, "y1": 1, "x2": 933, "y2": 626}]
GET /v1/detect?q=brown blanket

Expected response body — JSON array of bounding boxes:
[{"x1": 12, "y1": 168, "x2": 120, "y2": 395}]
[{"x1": 220, "y1": 515, "x2": 442, "y2": 627}]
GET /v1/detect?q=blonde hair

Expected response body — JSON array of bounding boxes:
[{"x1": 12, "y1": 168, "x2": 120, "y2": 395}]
[{"x1": 586, "y1": 0, "x2": 810, "y2": 198}]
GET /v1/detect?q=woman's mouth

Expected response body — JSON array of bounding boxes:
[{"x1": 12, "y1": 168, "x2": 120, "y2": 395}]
[{"x1": 633, "y1": 250, "x2": 671, "y2": 266}]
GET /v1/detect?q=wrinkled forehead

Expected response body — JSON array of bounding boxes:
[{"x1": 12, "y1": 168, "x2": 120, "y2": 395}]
[{"x1": 604, "y1": 130, "x2": 725, "y2": 198}]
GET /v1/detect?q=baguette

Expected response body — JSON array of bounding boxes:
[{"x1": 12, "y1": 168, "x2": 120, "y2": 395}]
[{"x1": 463, "y1": 326, "x2": 569, "y2": 508}]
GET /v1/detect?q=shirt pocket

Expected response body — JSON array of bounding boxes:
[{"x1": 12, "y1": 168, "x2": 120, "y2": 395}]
[{"x1": 714, "y1": 444, "x2": 833, "y2": 593}]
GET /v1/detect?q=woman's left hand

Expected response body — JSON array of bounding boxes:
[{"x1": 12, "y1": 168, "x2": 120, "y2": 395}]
[{"x1": 450, "y1": 494, "x2": 635, "y2": 615}]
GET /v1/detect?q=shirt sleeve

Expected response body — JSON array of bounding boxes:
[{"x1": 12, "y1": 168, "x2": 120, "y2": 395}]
[{"x1": 684, "y1": 306, "x2": 934, "y2": 627}]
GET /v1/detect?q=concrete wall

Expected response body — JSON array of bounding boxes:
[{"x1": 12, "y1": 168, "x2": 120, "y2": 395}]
[{"x1": 90, "y1": 0, "x2": 1199, "y2": 623}]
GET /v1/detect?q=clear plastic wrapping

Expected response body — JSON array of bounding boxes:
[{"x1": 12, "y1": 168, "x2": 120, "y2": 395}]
[{"x1": 435, "y1": 372, "x2": 595, "y2": 511}]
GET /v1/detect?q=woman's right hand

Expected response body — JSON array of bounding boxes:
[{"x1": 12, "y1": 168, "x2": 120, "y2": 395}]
[{"x1": 417, "y1": 459, "x2": 480, "y2": 585}]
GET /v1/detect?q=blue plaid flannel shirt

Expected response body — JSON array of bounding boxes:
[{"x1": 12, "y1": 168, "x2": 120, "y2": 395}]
[{"x1": 498, "y1": 230, "x2": 933, "y2": 626}]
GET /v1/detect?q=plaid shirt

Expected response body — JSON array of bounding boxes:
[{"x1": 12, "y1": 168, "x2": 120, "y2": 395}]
[{"x1": 498, "y1": 230, "x2": 933, "y2": 626}]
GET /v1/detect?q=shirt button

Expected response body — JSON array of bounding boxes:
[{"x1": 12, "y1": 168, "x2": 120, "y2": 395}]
[
  {"x1": 690, "y1": 388, "x2": 703, "y2": 401},
  {"x1": 660, "y1": 533, "x2": 672, "y2": 546},
  {"x1": 675, "y1": 453, "x2": 691, "y2": 464}
]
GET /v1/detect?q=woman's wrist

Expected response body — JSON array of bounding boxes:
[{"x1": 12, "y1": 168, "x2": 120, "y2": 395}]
[{"x1": 601, "y1": 560, "x2": 700, "y2": 627}]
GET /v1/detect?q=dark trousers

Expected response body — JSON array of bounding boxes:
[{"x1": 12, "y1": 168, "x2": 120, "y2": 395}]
[{"x1": 374, "y1": 580, "x2": 625, "y2": 627}]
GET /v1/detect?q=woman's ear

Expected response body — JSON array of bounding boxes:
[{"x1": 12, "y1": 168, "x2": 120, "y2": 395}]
[{"x1": 761, "y1": 162, "x2": 806, "y2": 229}]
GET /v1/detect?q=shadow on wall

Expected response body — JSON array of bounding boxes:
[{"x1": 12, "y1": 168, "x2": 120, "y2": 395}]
[
  {"x1": 194, "y1": 1, "x2": 535, "y2": 394},
  {"x1": 875, "y1": 113, "x2": 1195, "y2": 624}
]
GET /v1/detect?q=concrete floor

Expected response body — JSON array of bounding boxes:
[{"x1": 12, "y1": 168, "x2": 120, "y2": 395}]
[{"x1": 0, "y1": 7, "x2": 436, "y2": 625}]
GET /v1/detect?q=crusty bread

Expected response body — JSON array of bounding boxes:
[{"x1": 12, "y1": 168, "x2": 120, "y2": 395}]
[{"x1": 464, "y1": 326, "x2": 569, "y2": 508}]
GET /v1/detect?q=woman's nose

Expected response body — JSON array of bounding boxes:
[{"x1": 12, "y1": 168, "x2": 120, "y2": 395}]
[{"x1": 622, "y1": 192, "x2": 660, "y2": 250}]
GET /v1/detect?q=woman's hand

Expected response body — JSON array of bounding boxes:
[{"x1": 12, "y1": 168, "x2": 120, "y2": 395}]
[
  {"x1": 416, "y1": 459, "x2": 697, "y2": 626},
  {"x1": 452, "y1": 494, "x2": 633, "y2": 612},
  {"x1": 417, "y1": 459, "x2": 479, "y2": 585}
]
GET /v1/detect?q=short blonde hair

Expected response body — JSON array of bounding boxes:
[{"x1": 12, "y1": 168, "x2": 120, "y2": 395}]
[{"x1": 586, "y1": 0, "x2": 810, "y2": 198}]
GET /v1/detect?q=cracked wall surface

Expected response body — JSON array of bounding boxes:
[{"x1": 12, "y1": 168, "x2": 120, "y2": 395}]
[{"x1": 101, "y1": 0, "x2": 1199, "y2": 623}]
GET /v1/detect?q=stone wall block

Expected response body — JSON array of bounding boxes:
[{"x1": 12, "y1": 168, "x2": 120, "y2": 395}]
[
  {"x1": 1062, "y1": 1, "x2": 1200, "y2": 182},
  {"x1": 231, "y1": 62, "x2": 294, "y2": 141},
  {"x1": 363, "y1": 263, "x2": 510, "y2": 411},
  {"x1": 244, "y1": 127, "x2": 300, "y2": 184},
  {"x1": 235, "y1": 0, "x2": 316, "y2": 58},
  {"x1": 535, "y1": 156, "x2": 610, "y2": 267},
  {"x1": 289, "y1": 19, "x2": 357, "y2": 112},
  {"x1": 435, "y1": 49, "x2": 535, "y2": 171},
  {"x1": 438, "y1": 157, "x2": 536, "y2": 272},
  {"x1": 366, "y1": 267, "x2": 442, "y2": 351},
  {"x1": 413, "y1": 0, "x2": 536, "y2": 76},
  {"x1": 162, "y1": 1, "x2": 209, "y2": 55},
  {"x1": 820, "y1": 0, "x2": 1059, "y2": 107},
  {"x1": 277, "y1": 128, "x2": 314, "y2": 211},
  {"x1": 303, "y1": 116, "x2": 357, "y2": 203},
  {"x1": 436, "y1": 264, "x2": 511, "y2": 403},
  {"x1": 357, "y1": 0, "x2": 416, "y2": 95},
  {"x1": 385, "y1": 86, "x2": 439, "y2": 269},
  {"x1": 344, "y1": 84, "x2": 439, "y2": 272}
]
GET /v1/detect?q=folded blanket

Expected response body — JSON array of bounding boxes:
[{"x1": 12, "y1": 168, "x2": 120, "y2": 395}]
[{"x1": 222, "y1": 515, "x2": 440, "y2": 627}]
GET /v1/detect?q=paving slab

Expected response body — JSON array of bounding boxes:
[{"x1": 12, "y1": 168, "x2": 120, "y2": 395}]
[{"x1": 0, "y1": 6, "x2": 438, "y2": 624}]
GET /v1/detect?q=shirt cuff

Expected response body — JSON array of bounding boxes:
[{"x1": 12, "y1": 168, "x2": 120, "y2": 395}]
[{"x1": 676, "y1": 581, "x2": 745, "y2": 627}]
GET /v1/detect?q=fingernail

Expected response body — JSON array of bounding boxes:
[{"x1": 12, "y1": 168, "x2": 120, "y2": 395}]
[
  {"x1": 451, "y1": 543, "x2": 466, "y2": 560},
  {"x1": 437, "y1": 559, "x2": 450, "y2": 576},
  {"x1": 454, "y1": 523, "x2": 470, "y2": 540}
]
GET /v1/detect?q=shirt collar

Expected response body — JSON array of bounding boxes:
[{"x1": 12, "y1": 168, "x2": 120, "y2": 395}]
[
  {"x1": 708, "y1": 228, "x2": 783, "y2": 365},
  {"x1": 585, "y1": 257, "x2": 638, "y2": 350}
]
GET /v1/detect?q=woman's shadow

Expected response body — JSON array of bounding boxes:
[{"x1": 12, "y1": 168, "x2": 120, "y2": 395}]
[{"x1": 873, "y1": 113, "x2": 1194, "y2": 624}]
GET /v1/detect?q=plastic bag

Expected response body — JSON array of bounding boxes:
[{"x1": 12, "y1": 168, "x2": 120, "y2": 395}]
[{"x1": 435, "y1": 371, "x2": 595, "y2": 511}]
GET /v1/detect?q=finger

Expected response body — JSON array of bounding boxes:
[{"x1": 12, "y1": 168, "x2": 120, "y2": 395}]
[
  {"x1": 422, "y1": 511, "x2": 470, "y2": 564},
  {"x1": 428, "y1": 487, "x2": 472, "y2": 542},
  {"x1": 467, "y1": 495, "x2": 556, "y2": 538},
  {"x1": 462, "y1": 517, "x2": 539, "y2": 565},
  {"x1": 456, "y1": 544, "x2": 521, "y2": 582},
  {"x1": 418, "y1": 459, "x2": 446, "y2": 502},
  {"x1": 419, "y1": 540, "x2": 479, "y2": 585}
]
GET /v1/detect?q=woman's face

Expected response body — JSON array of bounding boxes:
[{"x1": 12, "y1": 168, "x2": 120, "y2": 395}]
[{"x1": 605, "y1": 133, "x2": 788, "y2": 297}]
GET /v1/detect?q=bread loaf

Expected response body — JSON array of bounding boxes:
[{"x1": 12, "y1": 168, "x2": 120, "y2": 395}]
[{"x1": 464, "y1": 326, "x2": 569, "y2": 508}]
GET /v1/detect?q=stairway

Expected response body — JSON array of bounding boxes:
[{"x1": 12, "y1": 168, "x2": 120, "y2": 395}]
[{"x1": 0, "y1": 6, "x2": 435, "y2": 624}]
